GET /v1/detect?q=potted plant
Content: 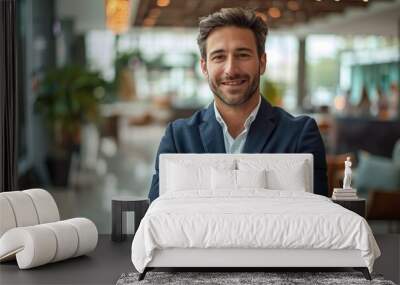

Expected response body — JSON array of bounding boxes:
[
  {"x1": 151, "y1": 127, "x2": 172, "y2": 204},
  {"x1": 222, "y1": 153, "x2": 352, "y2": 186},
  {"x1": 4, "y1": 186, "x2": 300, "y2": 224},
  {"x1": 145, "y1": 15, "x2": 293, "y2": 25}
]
[{"x1": 35, "y1": 65, "x2": 107, "y2": 186}]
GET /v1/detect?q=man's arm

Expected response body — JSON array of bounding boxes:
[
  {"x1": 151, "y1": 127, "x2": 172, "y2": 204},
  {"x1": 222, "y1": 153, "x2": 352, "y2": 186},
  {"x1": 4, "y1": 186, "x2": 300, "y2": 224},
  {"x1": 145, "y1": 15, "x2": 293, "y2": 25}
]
[
  {"x1": 148, "y1": 123, "x2": 178, "y2": 203},
  {"x1": 297, "y1": 118, "x2": 328, "y2": 196}
]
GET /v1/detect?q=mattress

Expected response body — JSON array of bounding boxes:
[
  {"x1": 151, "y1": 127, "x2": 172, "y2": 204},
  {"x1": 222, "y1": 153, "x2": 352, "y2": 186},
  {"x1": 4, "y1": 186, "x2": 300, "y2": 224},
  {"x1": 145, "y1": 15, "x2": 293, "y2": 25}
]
[{"x1": 131, "y1": 190, "x2": 380, "y2": 273}]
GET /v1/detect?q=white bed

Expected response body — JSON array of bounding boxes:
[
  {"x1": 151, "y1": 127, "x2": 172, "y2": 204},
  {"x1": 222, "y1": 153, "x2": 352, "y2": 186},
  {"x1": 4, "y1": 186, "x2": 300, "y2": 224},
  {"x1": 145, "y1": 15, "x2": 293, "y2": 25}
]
[{"x1": 131, "y1": 154, "x2": 380, "y2": 280}]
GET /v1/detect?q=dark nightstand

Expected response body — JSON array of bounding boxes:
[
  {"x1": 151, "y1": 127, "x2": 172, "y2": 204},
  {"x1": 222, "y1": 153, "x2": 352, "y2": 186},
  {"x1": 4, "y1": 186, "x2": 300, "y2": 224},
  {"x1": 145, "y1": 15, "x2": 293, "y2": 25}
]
[
  {"x1": 112, "y1": 196, "x2": 149, "y2": 242},
  {"x1": 331, "y1": 198, "x2": 366, "y2": 218}
]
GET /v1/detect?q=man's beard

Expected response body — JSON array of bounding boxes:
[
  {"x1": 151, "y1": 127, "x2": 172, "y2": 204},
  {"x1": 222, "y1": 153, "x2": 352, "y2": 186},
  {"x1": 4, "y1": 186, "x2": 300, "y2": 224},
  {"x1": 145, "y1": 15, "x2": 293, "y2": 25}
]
[{"x1": 208, "y1": 71, "x2": 260, "y2": 107}]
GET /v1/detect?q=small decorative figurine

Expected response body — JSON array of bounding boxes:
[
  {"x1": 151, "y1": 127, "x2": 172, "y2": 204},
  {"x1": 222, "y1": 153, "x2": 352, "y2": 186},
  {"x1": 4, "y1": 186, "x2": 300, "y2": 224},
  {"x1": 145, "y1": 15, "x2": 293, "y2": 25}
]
[{"x1": 343, "y1": 157, "x2": 352, "y2": 190}]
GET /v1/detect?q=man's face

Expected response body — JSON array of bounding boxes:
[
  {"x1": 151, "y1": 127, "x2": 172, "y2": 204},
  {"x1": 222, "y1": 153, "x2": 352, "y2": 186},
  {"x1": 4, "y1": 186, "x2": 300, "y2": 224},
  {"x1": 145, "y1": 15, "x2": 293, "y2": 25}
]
[{"x1": 201, "y1": 26, "x2": 266, "y2": 107}]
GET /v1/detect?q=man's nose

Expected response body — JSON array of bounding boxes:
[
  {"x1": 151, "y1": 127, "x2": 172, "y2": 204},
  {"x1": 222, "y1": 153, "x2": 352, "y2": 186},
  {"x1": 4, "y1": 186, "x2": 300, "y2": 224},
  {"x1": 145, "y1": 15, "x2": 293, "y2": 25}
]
[{"x1": 224, "y1": 56, "x2": 240, "y2": 77}]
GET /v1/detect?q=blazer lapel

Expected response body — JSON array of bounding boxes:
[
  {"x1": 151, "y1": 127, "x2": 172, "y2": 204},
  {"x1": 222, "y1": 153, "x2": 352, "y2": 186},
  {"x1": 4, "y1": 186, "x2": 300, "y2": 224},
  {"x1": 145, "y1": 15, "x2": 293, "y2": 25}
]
[
  {"x1": 242, "y1": 98, "x2": 277, "y2": 153},
  {"x1": 199, "y1": 103, "x2": 226, "y2": 153}
]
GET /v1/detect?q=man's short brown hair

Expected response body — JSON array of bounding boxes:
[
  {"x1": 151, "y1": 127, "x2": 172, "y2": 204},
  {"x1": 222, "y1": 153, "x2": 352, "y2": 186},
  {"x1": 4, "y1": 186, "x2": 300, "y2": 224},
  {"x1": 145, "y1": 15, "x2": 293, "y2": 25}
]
[{"x1": 197, "y1": 8, "x2": 269, "y2": 59}]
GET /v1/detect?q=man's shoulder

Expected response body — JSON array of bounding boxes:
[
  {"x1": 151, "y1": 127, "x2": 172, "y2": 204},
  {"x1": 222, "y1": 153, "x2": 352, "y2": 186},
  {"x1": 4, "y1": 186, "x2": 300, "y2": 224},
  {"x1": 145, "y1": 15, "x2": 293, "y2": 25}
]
[{"x1": 170, "y1": 105, "x2": 209, "y2": 130}]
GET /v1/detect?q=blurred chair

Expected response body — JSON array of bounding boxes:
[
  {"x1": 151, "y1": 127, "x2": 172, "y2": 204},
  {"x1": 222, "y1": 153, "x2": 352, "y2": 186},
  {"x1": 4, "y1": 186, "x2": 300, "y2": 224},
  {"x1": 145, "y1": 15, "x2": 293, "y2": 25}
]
[
  {"x1": 367, "y1": 191, "x2": 400, "y2": 232},
  {"x1": 356, "y1": 139, "x2": 400, "y2": 230},
  {"x1": 327, "y1": 139, "x2": 400, "y2": 230},
  {"x1": 367, "y1": 191, "x2": 400, "y2": 220},
  {"x1": 332, "y1": 117, "x2": 400, "y2": 158}
]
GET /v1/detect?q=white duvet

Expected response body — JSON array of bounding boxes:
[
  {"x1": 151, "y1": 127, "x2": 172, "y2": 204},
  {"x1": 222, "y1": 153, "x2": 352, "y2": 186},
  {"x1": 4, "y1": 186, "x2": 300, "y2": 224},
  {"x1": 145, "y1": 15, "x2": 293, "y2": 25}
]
[{"x1": 131, "y1": 190, "x2": 380, "y2": 273}]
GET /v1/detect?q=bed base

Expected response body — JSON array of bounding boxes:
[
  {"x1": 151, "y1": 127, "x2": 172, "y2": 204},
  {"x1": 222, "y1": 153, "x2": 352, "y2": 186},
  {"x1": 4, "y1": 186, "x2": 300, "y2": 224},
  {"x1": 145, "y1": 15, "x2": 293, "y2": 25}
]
[{"x1": 138, "y1": 248, "x2": 372, "y2": 281}]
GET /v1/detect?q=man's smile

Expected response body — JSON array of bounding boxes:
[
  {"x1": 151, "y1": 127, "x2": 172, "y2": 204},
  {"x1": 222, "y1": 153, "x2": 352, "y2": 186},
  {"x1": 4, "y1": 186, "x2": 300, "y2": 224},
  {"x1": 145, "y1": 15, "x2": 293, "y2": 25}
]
[{"x1": 220, "y1": 79, "x2": 247, "y2": 86}]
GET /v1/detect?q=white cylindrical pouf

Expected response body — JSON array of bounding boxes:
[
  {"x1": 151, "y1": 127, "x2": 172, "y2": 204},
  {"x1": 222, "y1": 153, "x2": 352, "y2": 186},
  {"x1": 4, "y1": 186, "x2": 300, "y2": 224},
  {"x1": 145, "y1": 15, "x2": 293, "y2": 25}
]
[
  {"x1": 42, "y1": 221, "x2": 79, "y2": 262},
  {"x1": 1, "y1": 192, "x2": 39, "y2": 227},
  {"x1": 64, "y1": 218, "x2": 98, "y2": 257},
  {"x1": 0, "y1": 195, "x2": 17, "y2": 237},
  {"x1": 23, "y1": 189, "x2": 60, "y2": 223},
  {"x1": 0, "y1": 226, "x2": 57, "y2": 269}
]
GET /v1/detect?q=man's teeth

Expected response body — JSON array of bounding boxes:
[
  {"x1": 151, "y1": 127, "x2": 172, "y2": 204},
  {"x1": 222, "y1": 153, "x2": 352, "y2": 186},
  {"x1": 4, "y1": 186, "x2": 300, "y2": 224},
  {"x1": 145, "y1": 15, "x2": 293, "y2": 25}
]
[{"x1": 223, "y1": 80, "x2": 245, "y2": 85}]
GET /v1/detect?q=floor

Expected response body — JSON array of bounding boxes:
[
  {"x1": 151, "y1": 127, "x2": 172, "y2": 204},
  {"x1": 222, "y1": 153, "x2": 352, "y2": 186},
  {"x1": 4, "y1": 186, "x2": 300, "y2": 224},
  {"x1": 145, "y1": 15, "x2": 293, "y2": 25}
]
[
  {"x1": 0, "y1": 235, "x2": 133, "y2": 285},
  {"x1": 0, "y1": 235, "x2": 399, "y2": 284}
]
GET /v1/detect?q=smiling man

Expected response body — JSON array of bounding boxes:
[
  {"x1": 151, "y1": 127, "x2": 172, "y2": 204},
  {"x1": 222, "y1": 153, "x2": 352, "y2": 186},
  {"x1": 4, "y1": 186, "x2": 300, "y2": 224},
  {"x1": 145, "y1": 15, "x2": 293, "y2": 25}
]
[{"x1": 148, "y1": 8, "x2": 328, "y2": 202}]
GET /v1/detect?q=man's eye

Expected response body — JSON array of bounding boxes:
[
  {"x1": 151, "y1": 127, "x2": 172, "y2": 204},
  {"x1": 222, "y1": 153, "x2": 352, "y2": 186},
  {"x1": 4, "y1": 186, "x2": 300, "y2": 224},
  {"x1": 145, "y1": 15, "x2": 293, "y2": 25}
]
[
  {"x1": 212, "y1": 55, "x2": 225, "y2": 61},
  {"x1": 238, "y1": 53, "x2": 250, "y2": 58}
]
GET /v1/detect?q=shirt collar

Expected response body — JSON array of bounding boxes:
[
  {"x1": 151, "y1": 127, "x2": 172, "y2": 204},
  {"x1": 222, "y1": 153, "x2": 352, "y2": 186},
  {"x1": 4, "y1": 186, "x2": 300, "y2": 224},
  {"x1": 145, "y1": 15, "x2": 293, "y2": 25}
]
[{"x1": 214, "y1": 96, "x2": 261, "y2": 130}]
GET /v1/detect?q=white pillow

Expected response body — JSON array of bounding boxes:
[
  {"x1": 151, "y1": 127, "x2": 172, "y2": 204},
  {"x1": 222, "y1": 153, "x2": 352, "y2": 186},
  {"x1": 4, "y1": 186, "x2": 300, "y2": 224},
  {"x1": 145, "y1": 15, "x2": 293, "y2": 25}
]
[
  {"x1": 167, "y1": 160, "x2": 235, "y2": 192},
  {"x1": 237, "y1": 169, "x2": 267, "y2": 188},
  {"x1": 266, "y1": 167, "x2": 306, "y2": 191},
  {"x1": 238, "y1": 159, "x2": 308, "y2": 192},
  {"x1": 211, "y1": 168, "x2": 236, "y2": 190},
  {"x1": 211, "y1": 169, "x2": 267, "y2": 190}
]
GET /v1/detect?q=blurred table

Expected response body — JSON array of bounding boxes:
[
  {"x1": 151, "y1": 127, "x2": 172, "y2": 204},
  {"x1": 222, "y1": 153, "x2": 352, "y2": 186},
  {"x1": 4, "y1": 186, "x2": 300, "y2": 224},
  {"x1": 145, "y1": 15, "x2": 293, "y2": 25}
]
[{"x1": 112, "y1": 196, "x2": 149, "y2": 242}]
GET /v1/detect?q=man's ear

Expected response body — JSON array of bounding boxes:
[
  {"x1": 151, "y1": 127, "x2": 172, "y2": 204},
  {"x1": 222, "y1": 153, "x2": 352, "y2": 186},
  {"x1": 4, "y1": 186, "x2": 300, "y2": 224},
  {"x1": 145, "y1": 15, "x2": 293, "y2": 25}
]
[
  {"x1": 260, "y1": 52, "x2": 267, "y2": 75},
  {"x1": 200, "y1": 57, "x2": 208, "y2": 77}
]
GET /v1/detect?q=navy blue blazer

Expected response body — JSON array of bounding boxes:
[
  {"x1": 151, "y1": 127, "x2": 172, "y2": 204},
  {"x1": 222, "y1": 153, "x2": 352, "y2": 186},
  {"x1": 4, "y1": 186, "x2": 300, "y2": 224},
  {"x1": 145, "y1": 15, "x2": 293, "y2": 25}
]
[{"x1": 148, "y1": 98, "x2": 328, "y2": 202}]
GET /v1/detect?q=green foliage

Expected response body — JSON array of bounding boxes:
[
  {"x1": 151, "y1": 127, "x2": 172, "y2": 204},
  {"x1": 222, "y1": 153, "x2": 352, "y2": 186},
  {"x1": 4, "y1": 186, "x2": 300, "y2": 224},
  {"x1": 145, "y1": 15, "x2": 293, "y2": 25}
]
[
  {"x1": 114, "y1": 50, "x2": 143, "y2": 71},
  {"x1": 260, "y1": 78, "x2": 284, "y2": 106},
  {"x1": 35, "y1": 65, "x2": 107, "y2": 140},
  {"x1": 111, "y1": 50, "x2": 143, "y2": 94}
]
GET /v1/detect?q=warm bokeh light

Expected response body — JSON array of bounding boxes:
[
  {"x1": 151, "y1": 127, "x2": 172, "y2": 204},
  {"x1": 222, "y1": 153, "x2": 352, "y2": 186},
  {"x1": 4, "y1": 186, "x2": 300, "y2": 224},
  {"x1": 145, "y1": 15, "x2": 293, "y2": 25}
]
[
  {"x1": 268, "y1": 7, "x2": 281, "y2": 19},
  {"x1": 105, "y1": 0, "x2": 131, "y2": 34},
  {"x1": 334, "y1": 95, "x2": 346, "y2": 111},
  {"x1": 287, "y1": 1, "x2": 300, "y2": 11},
  {"x1": 157, "y1": 0, "x2": 170, "y2": 8}
]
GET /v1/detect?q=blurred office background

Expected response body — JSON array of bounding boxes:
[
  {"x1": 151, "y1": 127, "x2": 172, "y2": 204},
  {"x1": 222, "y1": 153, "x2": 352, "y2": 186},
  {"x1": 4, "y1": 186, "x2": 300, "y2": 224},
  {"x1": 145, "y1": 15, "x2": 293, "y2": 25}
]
[{"x1": 14, "y1": 0, "x2": 400, "y2": 234}]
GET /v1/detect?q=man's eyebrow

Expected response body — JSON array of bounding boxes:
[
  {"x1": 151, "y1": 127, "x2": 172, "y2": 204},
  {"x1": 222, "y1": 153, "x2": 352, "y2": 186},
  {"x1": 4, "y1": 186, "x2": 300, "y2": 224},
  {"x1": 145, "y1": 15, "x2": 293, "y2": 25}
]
[
  {"x1": 209, "y1": 49, "x2": 225, "y2": 57},
  {"x1": 236, "y1": 47, "x2": 254, "y2": 53},
  {"x1": 209, "y1": 47, "x2": 254, "y2": 57}
]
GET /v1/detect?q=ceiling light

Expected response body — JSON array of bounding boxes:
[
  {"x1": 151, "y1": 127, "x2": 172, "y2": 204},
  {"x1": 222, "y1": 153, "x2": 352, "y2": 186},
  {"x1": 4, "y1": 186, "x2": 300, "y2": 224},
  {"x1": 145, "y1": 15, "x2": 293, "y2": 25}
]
[
  {"x1": 268, "y1": 7, "x2": 281, "y2": 19},
  {"x1": 105, "y1": 0, "x2": 131, "y2": 34},
  {"x1": 157, "y1": 0, "x2": 170, "y2": 7}
]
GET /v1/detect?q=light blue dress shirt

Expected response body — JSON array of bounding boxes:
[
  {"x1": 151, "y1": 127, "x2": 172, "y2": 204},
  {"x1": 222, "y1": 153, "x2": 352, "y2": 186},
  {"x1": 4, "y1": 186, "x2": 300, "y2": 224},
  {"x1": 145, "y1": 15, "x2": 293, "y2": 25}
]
[{"x1": 214, "y1": 96, "x2": 261, "y2": 154}]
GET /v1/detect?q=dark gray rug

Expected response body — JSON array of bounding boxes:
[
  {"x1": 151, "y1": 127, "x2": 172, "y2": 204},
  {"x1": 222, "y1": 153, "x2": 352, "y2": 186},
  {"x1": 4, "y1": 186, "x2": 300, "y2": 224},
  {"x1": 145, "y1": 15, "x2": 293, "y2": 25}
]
[{"x1": 116, "y1": 272, "x2": 396, "y2": 285}]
